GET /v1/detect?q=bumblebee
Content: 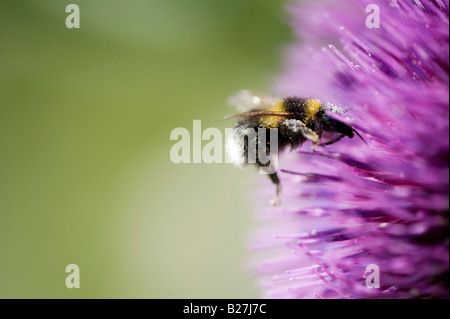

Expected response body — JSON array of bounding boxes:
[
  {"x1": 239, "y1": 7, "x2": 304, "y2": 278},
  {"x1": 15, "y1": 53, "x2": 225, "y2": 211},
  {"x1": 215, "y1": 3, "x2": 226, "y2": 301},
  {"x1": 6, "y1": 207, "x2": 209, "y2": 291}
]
[{"x1": 225, "y1": 90, "x2": 366, "y2": 204}]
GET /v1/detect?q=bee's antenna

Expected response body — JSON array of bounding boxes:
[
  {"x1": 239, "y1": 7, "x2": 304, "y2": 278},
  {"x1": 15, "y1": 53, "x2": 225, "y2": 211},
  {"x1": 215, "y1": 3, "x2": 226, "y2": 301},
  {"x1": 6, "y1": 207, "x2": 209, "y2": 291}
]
[{"x1": 353, "y1": 128, "x2": 368, "y2": 145}]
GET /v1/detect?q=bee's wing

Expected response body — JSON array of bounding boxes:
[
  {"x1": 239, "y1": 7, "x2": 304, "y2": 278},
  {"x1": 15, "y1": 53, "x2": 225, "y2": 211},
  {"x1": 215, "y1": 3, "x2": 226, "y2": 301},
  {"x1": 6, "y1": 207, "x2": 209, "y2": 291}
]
[{"x1": 228, "y1": 90, "x2": 279, "y2": 112}]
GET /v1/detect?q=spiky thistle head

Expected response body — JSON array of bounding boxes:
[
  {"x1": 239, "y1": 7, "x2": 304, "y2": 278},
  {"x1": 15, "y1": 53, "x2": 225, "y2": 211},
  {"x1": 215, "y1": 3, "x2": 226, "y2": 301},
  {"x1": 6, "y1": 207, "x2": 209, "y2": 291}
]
[{"x1": 250, "y1": 0, "x2": 449, "y2": 299}]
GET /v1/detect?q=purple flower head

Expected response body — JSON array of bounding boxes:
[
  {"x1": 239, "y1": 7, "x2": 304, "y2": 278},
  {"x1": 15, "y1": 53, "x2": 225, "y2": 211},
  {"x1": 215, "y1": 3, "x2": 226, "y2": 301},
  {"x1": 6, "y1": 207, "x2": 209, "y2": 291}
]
[{"x1": 250, "y1": 0, "x2": 449, "y2": 298}]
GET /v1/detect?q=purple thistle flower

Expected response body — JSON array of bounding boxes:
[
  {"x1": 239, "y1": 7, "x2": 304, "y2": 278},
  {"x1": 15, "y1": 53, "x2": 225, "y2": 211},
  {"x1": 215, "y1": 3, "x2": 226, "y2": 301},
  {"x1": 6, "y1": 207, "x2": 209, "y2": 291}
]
[{"x1": 250, "y1": 0, "x2": 449, "y2": 299}]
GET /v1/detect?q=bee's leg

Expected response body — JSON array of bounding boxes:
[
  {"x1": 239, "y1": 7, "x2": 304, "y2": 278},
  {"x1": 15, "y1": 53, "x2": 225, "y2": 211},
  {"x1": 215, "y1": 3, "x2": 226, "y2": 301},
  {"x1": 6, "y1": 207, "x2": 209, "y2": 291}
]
[
  {"x1": 268, "y1": 172, "x2": 281, "y2": 206},
  {"x1": 299, "y1": 125, "x2": 320, "y2": 146},
  {"x1": 296, "y1": 122, "x2": 320, "y2": 152},
  {"x1": 319, "y1": 134, "x2": 345, "y2": 146}
]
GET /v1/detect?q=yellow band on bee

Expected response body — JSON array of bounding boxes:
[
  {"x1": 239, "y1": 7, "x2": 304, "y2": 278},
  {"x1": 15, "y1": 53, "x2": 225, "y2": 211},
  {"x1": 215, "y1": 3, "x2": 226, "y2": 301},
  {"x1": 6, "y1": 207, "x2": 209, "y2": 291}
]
[
  {"x1": 260, "y1": 100, "x2": 285, "y2": 128},
  {"x1": 305, "y1": 99, "x2": 321, "y2": 122}
]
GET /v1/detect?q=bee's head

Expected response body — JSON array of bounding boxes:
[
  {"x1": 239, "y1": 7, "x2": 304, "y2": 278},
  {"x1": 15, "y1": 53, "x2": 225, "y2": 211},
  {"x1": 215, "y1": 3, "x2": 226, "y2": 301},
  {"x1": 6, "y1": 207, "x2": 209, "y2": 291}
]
[
  {"x1": 322, "y1": 115, "x2": 368, "y2": 145},
  {"x1": 322, "y1": 115, "x2": 354, "y2": 138}
]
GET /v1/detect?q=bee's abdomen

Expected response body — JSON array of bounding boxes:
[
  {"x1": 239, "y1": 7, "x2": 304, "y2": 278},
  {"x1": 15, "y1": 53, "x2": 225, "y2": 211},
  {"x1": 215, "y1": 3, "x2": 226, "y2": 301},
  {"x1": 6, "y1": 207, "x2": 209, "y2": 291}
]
[{"x1": 228, "y1": 120, "x2": 281, "y2": 168}]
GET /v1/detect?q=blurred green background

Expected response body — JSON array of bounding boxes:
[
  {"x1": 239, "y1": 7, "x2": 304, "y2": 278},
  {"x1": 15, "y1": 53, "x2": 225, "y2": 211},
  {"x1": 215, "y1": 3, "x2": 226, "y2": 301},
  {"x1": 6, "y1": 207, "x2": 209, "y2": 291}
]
[{"x1": 0, "y1": 0, "x2": 291, "y2": 298}]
